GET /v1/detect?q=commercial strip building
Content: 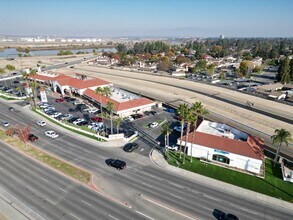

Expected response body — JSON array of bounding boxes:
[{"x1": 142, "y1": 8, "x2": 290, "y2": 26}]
[
  {"x1": 178, "y1": 120, "x2": 264, "y2": 175},
  {"x1": 28, "y1": 72, "x2": 156, "y2": 117}
]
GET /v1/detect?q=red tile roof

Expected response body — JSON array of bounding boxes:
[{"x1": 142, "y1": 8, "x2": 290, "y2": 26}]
[
  {"x1": 180, "y1": 131, "x2": 264, "y2": 160},
  {"x1": 55, "y1": 77, "x2": 110, "y2": 89},
  {"x1": 83, "y1": 89, "x2": 154, "y2": 112},
  {"x1": 28, "y1": 74, "x2": 53, "y2": 81}
]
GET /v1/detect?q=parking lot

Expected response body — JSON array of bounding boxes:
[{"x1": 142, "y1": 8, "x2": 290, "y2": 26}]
[{"x1": 0, "y1": 77, "x2": 27, "y2": 98}]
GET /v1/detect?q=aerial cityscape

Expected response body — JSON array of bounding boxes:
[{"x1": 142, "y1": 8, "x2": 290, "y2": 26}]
[{"x1": 0, "y1": 0, "x2": 292, "y2": 220}]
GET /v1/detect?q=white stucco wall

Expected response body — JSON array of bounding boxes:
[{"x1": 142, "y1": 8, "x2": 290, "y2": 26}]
[{"x1": 178, "y1": 139, "x2": 263, "y2": 174}]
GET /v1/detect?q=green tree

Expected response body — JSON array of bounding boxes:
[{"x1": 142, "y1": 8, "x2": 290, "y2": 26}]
[
  {"x1": 161, "y1": 122, "x2": 173, "y2": 154},
  {"x1": 290, "y1": 59, "x2": 293, "y2": 81},
  {"x1": 271, "y1": 129, "x2": 292, "y2": 166},
  {"x1": 106, "y1": 101, "x2": 115, "y2": 134},
  {"x1": 207, "y1": 64, "x2": 215, "y2": 76},
  {"x1": 0, "y1": 68, "x2": 5, "y2": 74},
  {"x1": 29, "y1": 81, "x2": 38, "y2": 108},
  {"x1": 113, "y1": 116, "x2": 123, "y2": 134},
  {"x1": 277, "y1": 57, "x2": 291, "y2": 83},
  {"x1": 115, "y1": 43, "x2": 127, "y2": 53},
  {"x1": 176, "y1": 104, "x2": 189, "y2": 159},
  {"x1": 239, "y1": 61, "x2": 254, "y2": 77},
  {"x1": 183, "y1": 109, "x2": 196, "y2": 164},
  {"x1": 5, "y1": 64, "x2": 16, "y2": 71},
  {"x1": 18, "y1": 53, "x2": 22, "y2": 57},
  {"x1": 95, "y1": 87, "x2": 105, "y2": 118}
]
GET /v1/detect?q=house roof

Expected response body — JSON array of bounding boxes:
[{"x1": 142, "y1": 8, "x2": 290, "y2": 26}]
[
  {"x1": 83, "y1": 89, "x2": 155, "y2": 112},
  {"x1": 55, "y1": 77, "x2": 110, "y2": 89},
  {"x1": 28, "y1": 74, "x2": 53, "y2": 81},
  {"x1": 258, "y1": 83, "x2": 283, "y2": 91},
  {"x1": 180, "y1": 131, "x2": 264, "y2": 160}
]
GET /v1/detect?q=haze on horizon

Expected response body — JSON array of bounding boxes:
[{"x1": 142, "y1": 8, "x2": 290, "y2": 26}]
[{"x1": 1, "y1": 0, "x2": 293, "y2": 38}]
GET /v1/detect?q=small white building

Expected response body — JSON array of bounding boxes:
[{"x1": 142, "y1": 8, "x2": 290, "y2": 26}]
[{"x1": 178, "y1": 120, "x2": 264, "y2": 174}]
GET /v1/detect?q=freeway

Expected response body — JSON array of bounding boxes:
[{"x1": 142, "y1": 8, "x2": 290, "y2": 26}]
[{"x1": 1, "y1": 100, "x2": 292, "y2": 220}]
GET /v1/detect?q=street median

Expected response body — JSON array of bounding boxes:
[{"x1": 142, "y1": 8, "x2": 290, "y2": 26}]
[{"x1": 0, "y1": 129, "x2": 91, "y2": 184}]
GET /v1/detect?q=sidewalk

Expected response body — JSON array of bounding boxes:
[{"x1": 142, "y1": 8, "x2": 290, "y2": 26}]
[{"x1": 150, "y1": 149, "x2": 293, "y2": 213}]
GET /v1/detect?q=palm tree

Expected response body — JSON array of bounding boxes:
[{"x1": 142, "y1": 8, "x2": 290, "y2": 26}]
[
  {"x1": 15, "y1": 86, "x2": 22, "y2": 97},
  {"x1": 114, "y1": 116, "x2": 123, "y2": 134},
  {"x1": 183, "y1": 109, "x2": 195, "y2": 164},
  {"x1": 200, "y1": 107, "x2": 209, "y2": 121},
  {"x1": 271, "y1": 129, "x2": 292, "y2": 166},
  {"x1": 29, "y1": 81, "x2": 38, "y2": 109},
  {"x1": 161, "y1": 122, "x2": 173, "y2": 153},
  {"x1": 95, "y1": 87, "x2": 104, "y2": 115},
  {"x1": 103, "y1": 86, "x2": 112, "y2": 101},
  {"x1": 176, "y1": 103, "x2": 189, "y2": 159},
  {"x1": 189, "y1": 113, "x2": 197, "y2": 163},
  {"x1": 106, "y1": 101, "x2": 115, "y2": 134}
]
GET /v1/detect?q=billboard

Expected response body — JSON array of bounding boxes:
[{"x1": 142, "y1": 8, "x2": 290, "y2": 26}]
[{"x1": 40, "y1": 90, "x2": 47, "y2": 103}]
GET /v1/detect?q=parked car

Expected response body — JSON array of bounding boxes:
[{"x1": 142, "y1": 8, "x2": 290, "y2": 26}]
[
  {"x1": 91, "y1": 116, "x2": 103, "y2": 122},
  {"x1": 88, "y1": 108, "x2": 99, "y2": 114},
  {"x1": 166, "y1": 144, "x2": 179, "y2": 151},
  {"x1": 46, "y1": 110, "x2": 57, "y2": 116},
  {"x1": 76, "y1": 120, "x2": 88, "y2": 126},
  {"x1": 125, "y1": 116, "x2": 134, "y2": 122},
  {"x1": 44, "y1": 130, "x2": 59, "y2": 138},
  {"x1": 149, "y1": 122, "x2": 159, "y2": 128},
  {"x1": 28, "y1": 134, "x2": 38, "y2": 142},
  {"x1": 67, "y1": 117, "x2": 79, "y2": 123},
  {"x1": 13, "y1": 80, "x2": 20, "y2": 84},
  {"x1": 144, "y1": 110, "x2": 157, "y2": 116},
  {"x1": 44, "y1": 107, "x2": 55, "y2": 112},
  {"x1": 9, "y1": 107, "x2": 15, "y2": 111},
  {"x1": 37, "y1": 121, "x2": 46, "y2": 126},
  {"x1": 55, "y1": 98, "x2": 64, "y2": 102},
  {"x1": 123, "y1": 130, "x2": 136, "y2": 138},
  {"x1": 123, "y1": 143, "x2": 139, "y2": 152},
  {"x1": 106, "y1": 159, "x2": 126, "y2": 170},
  {"x1": 1, "y1": 121, "x2": 10, "y2": 127},
  {"x1": 67, "y1": 97, "x2": 76, "y2": 103},
  {"x1": 73, "y1": 118, "x2": 84, "y2": 125},
  {"x1": 51, "y1": 112, "x2": 62, "y2": 118},
  {"x1": 73, "y1": 100, "x2": 83, "y2": 105},
  {"x1": 131, "y1": 114, "x2": 143, "y2": 119},
  {"x1": 58, "y1": 114, "x2": 72, "y2": 120}
]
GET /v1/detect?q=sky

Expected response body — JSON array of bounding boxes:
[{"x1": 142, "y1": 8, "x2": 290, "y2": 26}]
[{"x1": 1, "y1": 0, "x2": 293, "y2": 38}]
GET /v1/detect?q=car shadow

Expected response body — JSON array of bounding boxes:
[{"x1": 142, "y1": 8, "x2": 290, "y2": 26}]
[{"x1": 213, "y1": 209, "x2": 225, "y2": 219}]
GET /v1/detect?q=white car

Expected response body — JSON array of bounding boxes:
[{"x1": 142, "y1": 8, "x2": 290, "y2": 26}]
[
  {"x1": 1, "y1": 121, "x2": 10, "y2": 127},
  {"x1": 37, "y1": 121, "x2": 46, "y2": 126},
  {"x1": 44, "y1": 107, "x2": 55, "y2": 112},
  {"x1": 44, "y1": 130, "x2": 59, "y2": 138},
  {"x1": 51, "y1": 112, "x2": 62, "y2": 118},
  {"x1": 73, "y1": 100, "x2": 83, "y2": 105},
  {"x1": 88, "y1": 122, "x2": 103, "y2": 130},
  {"x1": 149, "y1": 122, "x2": 159, "y2": 128},
  {"x1": 125, "y1": 116, "x2": 134, "y2": 122},
  {"x1": 73, "y1": 118, "x2": 84, "y2": 125},
  {"x1": 88, "y1": 108, "x2": 99, "y2": 114},
  {"x1": 166, "y1": 144, "x2": 179, "y2": 151}
]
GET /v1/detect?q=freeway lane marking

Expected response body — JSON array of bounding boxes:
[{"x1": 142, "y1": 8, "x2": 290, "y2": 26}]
[
  {"x1": 57, "y1": 187, "x2": 67, "y2": 193},
  {"x1": 135, "y1": 210, "x2": 155, "y2": 220},
  {"x1": 41, "y1": 177, "x2": 48, "y2": 182},
  {"x1": 169, "y1": 193, "x2": 184, "y2": 200},
  {"x1": 108, "y1": 215, "x2": 120, "y2": 220},
  {"x1": 81, "y1": 200, "x2": 92, "y2": 207},
  {"x1": 70, "y1": 213, "x2": 80, "y2": 219}
]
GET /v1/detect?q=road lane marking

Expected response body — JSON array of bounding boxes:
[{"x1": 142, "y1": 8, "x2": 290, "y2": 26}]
[
  {"x1": 41, "y1": 177, "x2": 48, "y2": 182},
  {"x1": 46, "y1": 198, "x2": 55, "y2": 205},
  {"x1": 10, "y1": 174, "x2": 17, "y2": 179},
  {"x1": 169, "y1": 193, "x2": 183, "y2": 200},
  {"x1": 108, "y1": 215, "x2": 120, "y2": 220},
  {"x1": 135, "y1": 210, "x2": 155, "y2": 220},
  {"x1": 140, "y1": 194, "x2": 198, "y2": 220},
  {"x1": 70, "y1": 213, "x2": 80, "y2": 219},
  {"x1": 57, "y1": 187, "x2": 67, "y2": 193},
  {"x1": 81, "y1": 200, "x2": 92, "y2": 207},
  {"x1": 168, "y1": 182, "x2": 184, "y2": 189}
]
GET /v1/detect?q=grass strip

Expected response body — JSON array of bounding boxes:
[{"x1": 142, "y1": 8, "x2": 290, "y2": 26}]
[
  {"x1": 33, "y1": 109, "x2": 106, "y2": 142},
  {"x1": 0, "y1": 129, "x2": 91, "y2": 183},
  {"x1": 167, "y1": 151, "x2": 293, "y2": 202}
]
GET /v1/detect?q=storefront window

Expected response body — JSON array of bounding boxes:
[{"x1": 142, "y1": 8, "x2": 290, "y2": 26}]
[{"x1": 212, "y1": 154, "x2": 230, "y2": 164}]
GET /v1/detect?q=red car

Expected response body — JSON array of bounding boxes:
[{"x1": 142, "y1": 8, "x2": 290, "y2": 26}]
[
  {"x1": 55, "y1": 98, "x2": 64, "y2": 102},
  {"x1": 91, "y1": 116, "x2": 103, "y2": 122},
  {"x1": 28, "y1": 134, "x2": 38, "y2": 142}
]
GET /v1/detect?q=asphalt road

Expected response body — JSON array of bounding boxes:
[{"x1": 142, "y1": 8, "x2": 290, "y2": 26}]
[
  {"x1": 1, "y1": 100, "x2": 292, "y2": 220},
  {"x1": 0, "y1": 142, "x2": 145, "y2": 220}
]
